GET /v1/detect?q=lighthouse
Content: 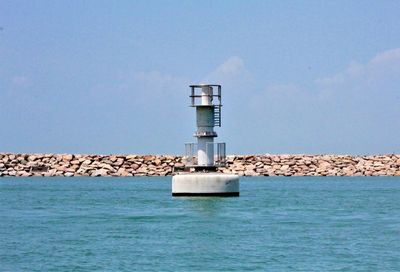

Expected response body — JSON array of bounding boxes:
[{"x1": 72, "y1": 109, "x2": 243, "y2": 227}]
[{"x1": 172, "y1": 84, "x2": 240, "y2": 197}]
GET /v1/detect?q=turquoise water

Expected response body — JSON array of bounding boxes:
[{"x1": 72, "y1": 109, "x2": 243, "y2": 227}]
[{"x1": 1, "y1": 177, "x2": 399, "y2": 271}]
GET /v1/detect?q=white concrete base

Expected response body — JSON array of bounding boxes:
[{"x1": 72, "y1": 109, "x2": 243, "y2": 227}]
[{"x1": 172, "y1": 173, "x2": 239, "y2": 196}]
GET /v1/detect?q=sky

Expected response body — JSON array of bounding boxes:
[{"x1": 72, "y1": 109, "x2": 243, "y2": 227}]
[{"x1": 1, "y1": 1, "x2": 400, "y2": 155}]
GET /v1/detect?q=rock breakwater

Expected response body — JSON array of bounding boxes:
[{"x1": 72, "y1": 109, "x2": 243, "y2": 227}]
[{"x1": 1, "y1": 153, "x2": 400, "y2": 177}]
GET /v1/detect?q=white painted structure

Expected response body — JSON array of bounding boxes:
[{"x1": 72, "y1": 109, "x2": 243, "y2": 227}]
[
  {"x1": 196, "y1": 85, "x2": 215, "y2": 166},
  {"x1": 172, "y1": 84, "x2": 239, "y2": 197},
  {"x1": 172, "y1": 173, "x2": 239, "y2": 196}
]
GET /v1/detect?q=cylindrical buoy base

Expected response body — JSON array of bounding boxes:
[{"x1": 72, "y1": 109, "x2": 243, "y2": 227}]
[{"x1": 172, "y1": 173, "x2": 239, "y2": 197}]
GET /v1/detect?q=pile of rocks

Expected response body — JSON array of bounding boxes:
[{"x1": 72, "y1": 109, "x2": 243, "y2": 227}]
[
  {"x1": 1, "y1": 153, "x2": 400, "y2": 177},
  {"x1": 220, "y1": 154, "x2": 400, "y2": 176},
  {"x1": 0, "y1": 154, "x2": 182, "y2": 177}
]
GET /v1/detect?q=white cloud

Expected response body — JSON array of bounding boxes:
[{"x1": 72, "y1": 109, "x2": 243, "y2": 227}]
[
  {"x1": 244, "y1": 48, "x2": 400, "y2": 154},
  {"x1": 204, "y1": 56, "x2": 252, "y2": 86},
  {"x1": 315, "y1": 62, "x2": 365, "y2": 88},
  {"x1": 316, "y1": 48, "x2": 400, "y2": 89},
  {"x1": 131, "y1": 56, "x2": 250, "y2": 93},
  {"x1": 211, "y1": 56, "x2": 245, "y2": 78},
  {"x1": 370, "y1": 48, "x2": 400, "y2": 64}
]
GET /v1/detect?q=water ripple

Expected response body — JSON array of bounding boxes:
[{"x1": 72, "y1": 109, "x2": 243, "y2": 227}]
[{"x1": 1, "y1": 176, "x2": 399, "y2": 271}]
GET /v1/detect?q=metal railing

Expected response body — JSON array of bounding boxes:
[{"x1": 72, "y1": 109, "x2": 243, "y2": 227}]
[
  {"x1": 214, "y1": 142, "x2": 226, "y2": 166},
  {"x1": 185, "y1": 143, "x2": 198, "y2": 166},
  {"x1": 189, "y1": 84, "x2": 222, "y2": 107},
  {"x1": 184, "y1": 142, "x2": 226, "y2": 167}
]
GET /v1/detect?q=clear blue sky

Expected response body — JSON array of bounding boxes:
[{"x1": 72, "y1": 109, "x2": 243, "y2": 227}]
[{"x1": 1, "y1": 1, "x2": 400, "y2": 155}]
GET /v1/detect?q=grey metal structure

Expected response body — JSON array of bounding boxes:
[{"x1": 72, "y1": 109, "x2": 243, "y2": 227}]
[
  {"x1": 182, "y1": 84, "x2": 226, "y2": 172},
  {"x1": 190, "y1": 84, "x2": 222, "y2": 127}
]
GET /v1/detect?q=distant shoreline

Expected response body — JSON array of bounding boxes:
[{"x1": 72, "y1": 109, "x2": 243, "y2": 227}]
[{"x1": 0, "y1": 153, "x2": 399, "y2": 177}]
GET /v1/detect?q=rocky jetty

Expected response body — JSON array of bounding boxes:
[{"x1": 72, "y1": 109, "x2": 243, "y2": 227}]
[
  {"x1": 0, "y1": 153, "x2": 400, "y2": 177},
  {"x1": 222, "y1": 154, "x2": 400, "y2": 176}
]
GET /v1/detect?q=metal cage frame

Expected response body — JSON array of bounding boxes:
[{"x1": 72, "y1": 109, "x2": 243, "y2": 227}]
[
  {"x1": 189, "y1": 84, "x2": 222, "y2": 107},
  {"x1": 184, "y1": 142, "x2": 226, "y2": 167}
]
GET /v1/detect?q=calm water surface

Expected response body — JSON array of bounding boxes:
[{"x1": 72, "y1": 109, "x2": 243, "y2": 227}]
[{"x1": 1, "y1": 177, "x2": 399, "y2": 271}]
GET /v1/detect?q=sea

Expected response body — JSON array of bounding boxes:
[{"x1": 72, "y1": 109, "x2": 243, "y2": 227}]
[{"x1": 1, "y1": 177, "x2": 399, "y2": 271}]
